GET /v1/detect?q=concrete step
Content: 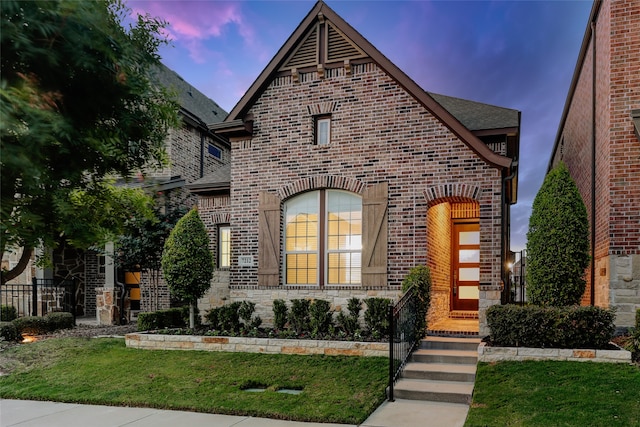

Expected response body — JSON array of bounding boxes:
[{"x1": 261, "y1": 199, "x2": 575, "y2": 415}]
[
  {"x1": 402, "y1": 361, "x2": 476, "y2": 382},
  {"x1": 420, "y1": 336, "x2": 481, "y2": 351},
  {"x1": 392, "y1": 378, "x2": 474, "y2": 404},
  {"x1": 412, "y1": 348, "x2": 478, "y2": 365}
]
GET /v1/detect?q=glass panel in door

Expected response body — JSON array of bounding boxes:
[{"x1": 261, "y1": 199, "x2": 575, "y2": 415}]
[{"x1": 452, "y1": 222, "x2": 480, "y2": 311}]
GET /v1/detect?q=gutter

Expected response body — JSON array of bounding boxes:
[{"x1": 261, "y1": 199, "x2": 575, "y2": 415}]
[{"x1": 590, "y1": 20, "x2": 597, "y2": 306}]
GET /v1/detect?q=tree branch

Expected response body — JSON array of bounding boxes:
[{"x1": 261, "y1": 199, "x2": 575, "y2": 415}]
[{"x1": 1, "y1": 246, "x2": 34, "y2": 285}]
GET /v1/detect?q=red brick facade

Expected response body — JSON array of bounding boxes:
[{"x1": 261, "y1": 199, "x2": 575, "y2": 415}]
[
  {"x1": 202, "y1": 3, "x2": 519, "y2": 335},
  {"x1": 550, "y1": 0, "x2": 640, "y2": 327}
]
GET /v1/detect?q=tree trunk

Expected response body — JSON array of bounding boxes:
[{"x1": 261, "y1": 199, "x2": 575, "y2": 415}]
[
  {"x1": 189, "y1": 302, "x2": 195, "y2": 329},
  {"x1": 1, "y1": 246, "x2": 33, "y2": 285}
]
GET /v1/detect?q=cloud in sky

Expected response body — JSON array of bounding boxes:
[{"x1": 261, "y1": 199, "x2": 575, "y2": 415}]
[{"x1": 129, "y1": 1, "x2": 255, "y2": 63}]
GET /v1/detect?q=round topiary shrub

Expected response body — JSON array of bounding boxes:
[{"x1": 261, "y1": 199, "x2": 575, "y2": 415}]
[{"x1": 526, "y1": 162, "x2": 590, "y2": 306}]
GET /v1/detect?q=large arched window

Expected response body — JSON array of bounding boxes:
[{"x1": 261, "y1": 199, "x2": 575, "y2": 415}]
[{"x1": 284, "y1": 190, "x2": 362, "y2": 286}]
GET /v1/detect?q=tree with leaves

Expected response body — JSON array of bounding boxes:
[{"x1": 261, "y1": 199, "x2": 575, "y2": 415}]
[
  {"x1": 0, "y1": 0, "x2": 179, "y2": 283},
  {"x1": 526, "y1": 162, "x2": 590, "y2": 306},
  {"x1": 161, "y1": 208, "x2": 214, "y2": 328}
]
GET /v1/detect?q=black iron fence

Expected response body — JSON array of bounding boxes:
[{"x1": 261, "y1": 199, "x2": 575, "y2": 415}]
[
  {"x1": 0, "y1": 277, "x2": 77, "y2": 321},
  {"x1": 508, "y1": 249, "x2": 527, "y2": 305},
  {"x1": 388, "y1": 286, "x2": 421, "y2": 402}
]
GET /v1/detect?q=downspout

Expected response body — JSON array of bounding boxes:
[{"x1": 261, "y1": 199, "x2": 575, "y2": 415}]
[
  {"x1": 501, "y1": 160, "x2": 517, "y2": 304},
  {"x1": 590, "y1": 21, "x2": 596, "y2": 306},
  {"x1": 200, "y1": 131, "x2": 205, "y2": 178}
]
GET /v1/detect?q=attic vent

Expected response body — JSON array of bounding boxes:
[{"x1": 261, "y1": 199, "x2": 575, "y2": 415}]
[
  {"x1": 283, "y1": 25, "x2": 318, "y2": 70},
  {"x1": 326, "y1": 23, "x2": 365, "y2": 62}
]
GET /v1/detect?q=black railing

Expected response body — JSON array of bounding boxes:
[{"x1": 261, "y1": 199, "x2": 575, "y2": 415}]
[
  {"x1": 508, "y1": 249, "x2": 527, "y2": 305},
  {"x1": 388, "y1": 286, "x2": 421, "y2": 402},
  {"x1": 0, "y1": 277, "x2": 77, "y2": 322}
]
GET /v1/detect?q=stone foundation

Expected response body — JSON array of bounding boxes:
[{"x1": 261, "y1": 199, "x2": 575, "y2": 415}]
[
  {"x1": 608, "y1": 254, "x2": 640, "y2": 328},
  {"x1": 125, "y1": 332, "x2": 388, "y2": 357},
  {"x1": 478, "y1": 342, "x2": 631, "y2": 363}
]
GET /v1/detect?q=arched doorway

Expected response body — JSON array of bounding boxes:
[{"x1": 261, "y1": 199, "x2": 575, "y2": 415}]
[{"x1": 426, "y1": 200, "x2": 480, "y2": 334}]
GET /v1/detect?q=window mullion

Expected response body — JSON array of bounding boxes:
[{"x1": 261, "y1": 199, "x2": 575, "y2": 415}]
[{"x1": 319, "y1": 189, "x2": 326, "y2": 288}]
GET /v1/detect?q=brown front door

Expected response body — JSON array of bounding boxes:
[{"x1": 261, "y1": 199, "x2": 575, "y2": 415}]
[{"x1": 452, "y1": 222, "x2": 480, "y2": 311}]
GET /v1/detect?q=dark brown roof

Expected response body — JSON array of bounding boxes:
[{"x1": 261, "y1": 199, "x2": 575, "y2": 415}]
[
  {"x1": 428, "y1": 93, "x2": 519, "y2": 132},
  {"x1": 153, "y1": 64, "x2": 228, "y2": 128},
  {"x1": 220, "y1": 1, "x2": 513, "y2": 169},
  {"x1": 186, "y1": 164, "x2": 230, "y2": 193}
]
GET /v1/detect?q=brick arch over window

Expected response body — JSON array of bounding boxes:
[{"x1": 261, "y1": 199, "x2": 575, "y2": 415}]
[
  {"x1": 423, "y1": 183, "x2": 481, "y2": 207},
  {"x1": 211, "y1": 212, "x2": 231, "y2": 224},
  {"x1": 277, "y1": 175, "x2": 365, "y2": 200}
]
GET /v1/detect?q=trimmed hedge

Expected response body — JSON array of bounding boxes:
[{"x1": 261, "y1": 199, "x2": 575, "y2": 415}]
[
  {"x1": 1, "y1": 305, "x2": 18, "y2": 322},
  {"x1": 11, "y1": 312, "x2": 75, "y2": 336},
  {"x1": 137, "y1": 307, "x2": 195, "y2": 331},
  {"x1": 0, "y1": 321, "x2": 19, "y2": 342},
  {"x1": 487, "y1": 304, "x2": 616, "y2": 349}
]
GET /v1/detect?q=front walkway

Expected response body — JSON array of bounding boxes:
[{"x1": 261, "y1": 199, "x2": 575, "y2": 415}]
[{"x1": 0, "y1": 398, "x2": 469, "y2": 427}]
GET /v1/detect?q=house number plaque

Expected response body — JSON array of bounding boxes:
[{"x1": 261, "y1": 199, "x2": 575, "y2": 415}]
[{"x1": 238, "y1": 255, "x2": 254, "y2": 267}]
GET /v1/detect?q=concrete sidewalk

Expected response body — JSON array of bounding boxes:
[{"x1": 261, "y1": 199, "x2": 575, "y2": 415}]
[{"x1": 0, "y1": 399, "x2": 469, "y2": 427}]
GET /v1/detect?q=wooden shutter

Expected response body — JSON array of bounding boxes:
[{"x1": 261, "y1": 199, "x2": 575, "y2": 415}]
[
  {"x1": 258, "y1": 192, "x2": 281, "y2": 286},
  {"x1": 362, "y1": 182, "x2": 388, "y2": 287}
]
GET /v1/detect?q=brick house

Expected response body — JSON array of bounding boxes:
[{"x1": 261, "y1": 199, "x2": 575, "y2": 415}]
[
  {"x1": 548, "y1": 0, "x2": 639, "y2": 328},
  {"x1": 51, "y1": 65, "x2": 230, "y2": 323},
  {"x1": 194, "y1": 1, "x2": 520, "y2": 336}
]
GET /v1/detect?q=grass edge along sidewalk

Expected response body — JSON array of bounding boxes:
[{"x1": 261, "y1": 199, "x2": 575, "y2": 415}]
[{"x1": 0, "y1": 337, "x2": 387, "y2": 425}]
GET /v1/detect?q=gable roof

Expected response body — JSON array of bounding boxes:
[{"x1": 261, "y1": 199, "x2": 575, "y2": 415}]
[
  {"x1": 154, "y1": 64, "x2": 228, "y2": 129},
  {"x1": 219, "y1": 1, "x2": 513, "y2": 169}
]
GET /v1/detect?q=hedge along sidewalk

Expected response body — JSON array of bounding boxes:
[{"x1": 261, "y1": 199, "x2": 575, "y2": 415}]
[
  {"x1": 125, "y1": 332, "x2": 388, "y2": 357},
  {"x1": 478, "y1": 342, "x2": 632, "y2": 363}
]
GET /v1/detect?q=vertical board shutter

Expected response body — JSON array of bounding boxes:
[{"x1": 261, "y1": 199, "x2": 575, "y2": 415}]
[
  {"x1": 362, "y1": 182, "x2": 388, "y2": 287},
  {"x1": 258, "y1": 192, "x2": 281, "y2": 286}
]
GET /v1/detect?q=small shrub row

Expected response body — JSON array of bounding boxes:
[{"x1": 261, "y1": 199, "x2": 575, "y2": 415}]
[
  {"x1": 1, "y1": 305, "x2": 18, "y2": 322},
  {"x1": 204, "y1": 297, "x2": 392, "y2": 340},
  {"x1": 487, "y1": 304, "x2": 616, "y2": 349},
  {"x1": 0, "y1": 312, "x2": 75, "y2": 341},
  {"x1": 137, "y1": 306, "x2": 199, "y2": 331},
  {"x1": 205, "y1": 301, "x2": 262, "y2": 333}
]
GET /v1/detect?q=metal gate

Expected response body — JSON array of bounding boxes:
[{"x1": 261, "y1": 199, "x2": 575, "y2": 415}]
[{"x1": 0, "y1": 277, "x2": 77, "y2": 320}]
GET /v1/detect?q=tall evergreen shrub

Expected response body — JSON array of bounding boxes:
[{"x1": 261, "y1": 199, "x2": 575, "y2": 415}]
[
  {"x1": 526, "y1": 162, "x2": 590, "y2": 306},
  {"x1": 161, "y1": 208, "x2": 214, "y2": 328}
]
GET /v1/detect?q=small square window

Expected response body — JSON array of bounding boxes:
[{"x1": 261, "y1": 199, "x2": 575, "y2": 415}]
[
  {"x1": 315, "y1": 116, "x2": 331, "y2": 145},
  {"x1": 208, "y1": 144, "x2": 222, "y2": 159}
]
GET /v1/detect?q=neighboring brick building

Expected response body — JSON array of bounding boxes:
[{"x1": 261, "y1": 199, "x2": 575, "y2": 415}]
[
  {"x1": 52, "y1": 65, "x2": 230, "y2": 323},
  {"x1": 548, "y1": 0, "x2": 640, "y2": 328},
  {"x1": 196, "y1": 2, "x2": 520, "y2": 336}
]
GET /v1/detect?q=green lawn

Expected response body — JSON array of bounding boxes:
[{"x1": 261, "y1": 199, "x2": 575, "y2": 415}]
[
  {"x1": 3, "y1": 338, "x2": 640, "y2": 426},
  {"x1": 466, "y1": 361, "x2": 640, "y2": 427},
  {"x1": 0, "y1": 338, "x2": 387, "y2": 424}
]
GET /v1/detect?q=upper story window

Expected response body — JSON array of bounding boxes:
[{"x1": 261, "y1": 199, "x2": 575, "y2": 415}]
[
  {"x1": 315, "y1": 116, "x2": 331, "y2": 145},
  {"x1": 208, "y1": 143, "x2": 222, "y2": 160},
  {"x1": 284, "y1": 190, "x2": 361, "y2": 286},
  {"x1": 218, "y1": 225, "x2": 230, "y2": 268}
]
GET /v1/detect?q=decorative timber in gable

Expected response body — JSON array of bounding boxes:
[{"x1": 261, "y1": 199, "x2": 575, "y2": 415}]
[{"x1": 279, "y1": 13, "x2": 367, "y2": 73}]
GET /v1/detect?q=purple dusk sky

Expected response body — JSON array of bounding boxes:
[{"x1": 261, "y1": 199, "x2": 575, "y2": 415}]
[{"x1": 127, "y1": 0, "x2": 593, "y2": 251}]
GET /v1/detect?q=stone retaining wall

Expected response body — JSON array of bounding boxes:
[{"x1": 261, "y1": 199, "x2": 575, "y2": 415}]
[
  {"x1": 125, "y1": 332, "x2": 388, "y2": 357},
  {"x1": 478, "y1": 342, "x2": 632, "y2": 363}
]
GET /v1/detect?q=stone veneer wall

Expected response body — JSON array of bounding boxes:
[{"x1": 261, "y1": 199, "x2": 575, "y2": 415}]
[
  {"x1": 478, "y1": 342, "x2": 631, "y2": 363},
  {"x1": 125, "y1": 333, "x2": 388, "y2": 357}
]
